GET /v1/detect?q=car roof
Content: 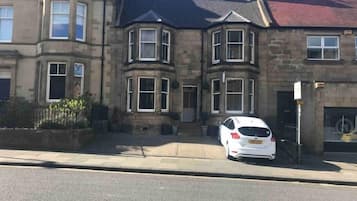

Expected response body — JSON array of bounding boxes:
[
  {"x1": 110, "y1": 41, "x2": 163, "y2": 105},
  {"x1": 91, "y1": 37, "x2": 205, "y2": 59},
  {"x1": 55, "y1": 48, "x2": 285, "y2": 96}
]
[{"x1": 230, "y1": 116, "x2": 269, "y2": 129}]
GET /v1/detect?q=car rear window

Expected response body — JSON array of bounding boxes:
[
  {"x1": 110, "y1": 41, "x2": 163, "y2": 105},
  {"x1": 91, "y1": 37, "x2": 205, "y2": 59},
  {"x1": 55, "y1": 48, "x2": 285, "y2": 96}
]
[{"x1": 238, "y1": 127, "x2": 271, "y2": 137}]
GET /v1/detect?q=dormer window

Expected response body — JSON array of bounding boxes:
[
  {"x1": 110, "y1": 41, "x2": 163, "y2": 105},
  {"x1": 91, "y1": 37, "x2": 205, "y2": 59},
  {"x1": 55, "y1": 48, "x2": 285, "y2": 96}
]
[
  {"x1": 139, "y1": 29, "x2": 157, "y2": 61},
  {"x1": 226, "y1": 30, "x2": 244, "y2": 62}
]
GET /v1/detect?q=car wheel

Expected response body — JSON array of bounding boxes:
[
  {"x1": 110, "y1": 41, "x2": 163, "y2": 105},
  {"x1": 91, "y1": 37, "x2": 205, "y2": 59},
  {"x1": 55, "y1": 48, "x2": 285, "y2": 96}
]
[
  {"x1": 225, "y1": 142, "x2": 233, "y2": 160},
  {"x1": 217, "y1": 133, "x2": 221, "y2": 145}
]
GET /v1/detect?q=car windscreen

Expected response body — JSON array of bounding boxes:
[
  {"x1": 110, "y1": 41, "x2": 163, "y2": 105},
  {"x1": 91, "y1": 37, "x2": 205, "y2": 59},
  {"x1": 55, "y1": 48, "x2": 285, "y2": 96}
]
[{"x1": 238, "y1": 127, "x2": 271, "y2": 137}]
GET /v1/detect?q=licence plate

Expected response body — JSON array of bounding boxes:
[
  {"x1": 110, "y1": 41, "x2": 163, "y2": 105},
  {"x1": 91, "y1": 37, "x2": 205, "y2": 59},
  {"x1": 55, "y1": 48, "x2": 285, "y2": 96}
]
[{"x1": 248, "y1": 139, "x2": 263, "y2": 144}]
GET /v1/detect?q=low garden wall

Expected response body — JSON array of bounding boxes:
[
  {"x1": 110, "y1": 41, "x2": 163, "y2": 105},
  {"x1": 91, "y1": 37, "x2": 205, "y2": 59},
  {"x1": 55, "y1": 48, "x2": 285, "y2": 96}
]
[{"x1": 0, "y1": 128, "x2": 94, "y2": 151}]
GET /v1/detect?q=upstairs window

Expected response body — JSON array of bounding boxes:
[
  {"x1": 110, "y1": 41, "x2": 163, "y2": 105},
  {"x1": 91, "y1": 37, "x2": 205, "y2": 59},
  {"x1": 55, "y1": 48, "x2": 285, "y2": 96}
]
[
  {"x1": 0, "y1": 6, "x2": 13, "y2": 42},
  {"x1": 76, "y1": 3, "x2": 87, "y2": 41},
  {"x1": 212, "y1": 31, "x2": 221, "y2": 64},
  {"x1": 128, "y1": 31, "x2": 135, "y2": 62},
  {"x1": 50, "y1": 1, "x2": 70, "y2": 39},
  {"x1": 226, "y1": 79, "x2": 244, "y2": 113},
  {"x1": 226, "y1": 30, "x2": 244, "y2": 62},
  {"x1": 161, "y1": 30, "x2": 170, "y2": 63},
  {"x1": 307, "y1": 36, "x2": 339, "y2": 60},
  {"x1": 249, "y1": 32, "x2": 255, "y2": 64},
  {"x1": 139, "y1": 29, "x2": 157, "y2": 61}
]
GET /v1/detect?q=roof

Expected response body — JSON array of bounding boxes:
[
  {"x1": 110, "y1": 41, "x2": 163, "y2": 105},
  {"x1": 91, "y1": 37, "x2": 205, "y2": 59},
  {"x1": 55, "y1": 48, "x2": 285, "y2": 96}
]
[
  {"x1": 232, "y1": 116, "x2": 269, "y2": 129},
  {"x1": 117, "y1": 0, "x2": 270, "y2": 28},
  {"x1": 267, "y1": 0, "x2": 357, "y2": 28}
]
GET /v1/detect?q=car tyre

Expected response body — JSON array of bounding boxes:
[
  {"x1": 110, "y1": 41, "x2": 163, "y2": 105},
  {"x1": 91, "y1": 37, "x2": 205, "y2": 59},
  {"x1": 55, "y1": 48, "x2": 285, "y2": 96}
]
[{"x1": 225, "y1": 143, "x2": 233, "y2": 160}]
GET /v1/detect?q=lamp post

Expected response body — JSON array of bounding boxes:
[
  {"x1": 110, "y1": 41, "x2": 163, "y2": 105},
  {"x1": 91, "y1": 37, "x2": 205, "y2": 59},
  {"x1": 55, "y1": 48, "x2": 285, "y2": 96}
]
[{"x1": 294, "y1": 81, "x2": 302, "y2": 164}]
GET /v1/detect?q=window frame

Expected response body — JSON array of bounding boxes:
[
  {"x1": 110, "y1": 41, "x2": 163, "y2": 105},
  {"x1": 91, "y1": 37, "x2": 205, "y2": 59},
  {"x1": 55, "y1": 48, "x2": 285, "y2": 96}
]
[
  {"x1": 211, "y1": 79, "x2": 220, "y2": 114},
  {"x1": 225, "y1": 78, "x2": 244, "y2": 114},
  {"x1": 128, "y1": 30, "x2": 135, "y2": 62},
  {"x1": 139, "y1": 28, "x2": 157, "y2": 61},
  {"x1": 161, "y1": 78, "x2": 169, "y2": 112},
  {"x1": 73, "y1": 63, "x2": 84, "y2": 96},
  {"x1": 248, "y1": 79, "x2": 254, "y2": 114},
  {"x1": 249, "y1": 32, "x2": 255, "y2": 64},
  {"x1": 50, "y1": 0, "x2": 70, "y2": 39},
  {"x1": 137, "y1": 77, "x2": 156, "y2": 112},
  {"x1": 75, "y1": 2, "x2": 87, "y2": 41},
  {"x1": 212, "y1": 31, "x2": 221, "y2": 64},
  {"x1": 355, "y1": 37, "x2": 357, "y2": 60},
  {"x1": 46, "y1": 62, "x2": 67, "y2": 102},
  {"x1": 161, "y1": 30, "x2": 170, "y2": 63},
  {"x1": 307, "y1": 36, "x2": 340, "y2": 61},
  {"x1": 127, "y1": 78, "x2": 133, "y2": 112},
  {"x1": 0, "y1": 6, "x2": 13, "y2": 43},
  {"x1": 226, "y1": 29, "x2": 244, "y2": 62}
]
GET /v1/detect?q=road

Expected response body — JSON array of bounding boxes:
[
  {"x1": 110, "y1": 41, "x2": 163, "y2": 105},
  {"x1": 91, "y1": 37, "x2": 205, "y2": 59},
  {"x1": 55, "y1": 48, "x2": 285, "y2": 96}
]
[{"x1": 0, "y1": 166, "x2": 356, "y2": 201}]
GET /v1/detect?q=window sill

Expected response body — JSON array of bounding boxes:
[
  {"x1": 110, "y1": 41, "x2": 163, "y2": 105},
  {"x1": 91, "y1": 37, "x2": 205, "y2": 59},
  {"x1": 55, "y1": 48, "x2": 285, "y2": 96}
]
[{"x1": 304, "y1": 59, "x2": 345, "y2": 65}]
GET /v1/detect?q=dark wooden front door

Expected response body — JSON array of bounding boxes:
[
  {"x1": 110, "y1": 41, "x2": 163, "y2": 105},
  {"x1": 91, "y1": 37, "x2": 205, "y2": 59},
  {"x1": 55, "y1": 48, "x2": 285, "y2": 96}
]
[{"x1": 0, "y1": 78, "x2": 10, "y2": 100}]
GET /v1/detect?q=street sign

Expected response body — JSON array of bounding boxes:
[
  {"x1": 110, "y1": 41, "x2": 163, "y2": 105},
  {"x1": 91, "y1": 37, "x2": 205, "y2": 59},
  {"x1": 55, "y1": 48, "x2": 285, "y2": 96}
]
[{"x1": 294, "y1": 81, "x2": 302, "y2": 100}]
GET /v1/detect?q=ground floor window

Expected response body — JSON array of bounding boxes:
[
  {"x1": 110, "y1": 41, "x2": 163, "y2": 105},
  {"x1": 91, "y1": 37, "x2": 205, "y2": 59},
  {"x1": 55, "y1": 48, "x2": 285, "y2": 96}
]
[
  {"x1": 127, "y1": 78, "x2": 133, "y2": 112},
  {"x1": 161, "y1": 78, "x2": 169, "y2": 112},
  {"x1": 47, "y1": 63, "x2": 66, "y2": 102},
  {"x1": 211, "y1": 79, "x2": 220, "y2": 113},
  {"x1": 138, "y1": 77, "x2": 155, "y2": 112},
  {"x1": 226, "y1": 78, "x2": 243, "y2": 113},
  {"x1": 0, "y1": 72, "x2": 11, "y2": 101},
  {"x1": 324, "y1": 107, "x2": 357, "y2": 143},
  {"x1": 248, "y1": 79, "x2": 254, "y2": 113},
  {"x1": 73, "y1": 63, "x2": 84, "y2": 97}
]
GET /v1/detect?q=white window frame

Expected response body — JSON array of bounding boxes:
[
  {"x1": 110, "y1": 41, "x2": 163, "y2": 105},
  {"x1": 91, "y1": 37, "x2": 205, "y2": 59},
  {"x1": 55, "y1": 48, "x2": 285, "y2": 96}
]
[
  {"x1": 127, "y1": 78, "x2": 133, "y2": 112},
  {"x1": 137, "y1": 77, "x2": 156, "y2": 112},
  {"x1": 162, "y1": 30, "x2": 170, "y2": 63},
  {"x1": 161, "y1": 78, "x2": 169, "y2": 112},
  {"x1": 249, "y1": 32, "x2": 255, "y2": 64},
  {"x1": 50, "y1": 0, "x2": 70, "y2": 39},
  {"x1": 0, "y1": 6, "x2": 13, "y2": 43},
  {"x1": 211, "y1": 79, "x2": 220, "y2": 114},
  {"x1": 355, "y1": 37, "x2": 357, "y2": 60},
  {"x1": 46, "y1": 62, "x2": 67, "y2": 102},
  {"x1": 76, "y1": 2, "x2": 87, "y2": 41},
  {"x1": 307, "y1": 36, "x2": 340, "y2": 60},
  {"x1": 226, "y1": 29, "x2": 244, "y2": 62},
  {"x1": 74, "y1": 63, "x2": 84, "y2": 96},
  {"x1": 139, "y1": 28, "x2": 157, "y2": 61},
  {"x1": 212, "y1": 31, "x2": 221, "y2": 64},
  {"x1": 128, "y1": 30, "x2": 135, "y2": 62},
  {"x1": 225, "y1": 78, "x2": 244, "y2": 114},
  {"x1": 248, "y1": 79, "x2": 254, "y2": 114}
]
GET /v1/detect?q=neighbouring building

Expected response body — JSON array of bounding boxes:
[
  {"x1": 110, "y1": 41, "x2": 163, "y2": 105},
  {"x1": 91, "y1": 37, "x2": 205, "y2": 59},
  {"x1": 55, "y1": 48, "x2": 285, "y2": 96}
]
[{"x1": 1, "y1": 0, "x2": 357, "y2": 154}]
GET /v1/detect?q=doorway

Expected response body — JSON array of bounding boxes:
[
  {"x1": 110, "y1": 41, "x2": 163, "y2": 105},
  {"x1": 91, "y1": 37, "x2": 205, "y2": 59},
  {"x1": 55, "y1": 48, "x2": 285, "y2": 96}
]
[
  {"x1": 182, "y1": 86, "x2": 197, "y2": 122},
  {"x1": 0, "y1": 78, "x2": 10, "y2": 101},
  {"x1": 277, "y1": 91, "x2": 296, "y2": 140}
]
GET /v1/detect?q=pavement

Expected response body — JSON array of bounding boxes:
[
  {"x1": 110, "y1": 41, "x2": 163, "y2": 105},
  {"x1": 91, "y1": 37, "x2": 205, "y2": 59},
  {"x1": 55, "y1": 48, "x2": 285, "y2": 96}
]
[{"x1": 1, "y1": 133, "x2": 357, "y2": 186}]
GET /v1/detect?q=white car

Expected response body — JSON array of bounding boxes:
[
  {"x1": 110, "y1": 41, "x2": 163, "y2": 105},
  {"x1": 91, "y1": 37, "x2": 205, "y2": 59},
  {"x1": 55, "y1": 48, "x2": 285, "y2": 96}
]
[{"x1": 218, "y1": 116, "x2": 276, "y2": 160}]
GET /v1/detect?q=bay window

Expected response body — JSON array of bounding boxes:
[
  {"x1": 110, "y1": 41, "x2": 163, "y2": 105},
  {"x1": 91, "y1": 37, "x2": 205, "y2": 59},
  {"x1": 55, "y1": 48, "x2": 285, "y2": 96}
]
[
  {"x1": 249, "y1": 32, "x2": 255, "y2": 64},
  {"x1": 211, "y1": 79, "x2": 220, "y2": 113},
  {"x1": 161, "y1": 78, "x2": 169, "y2": 112},
  {"x1": 127, "y1": 78, "x2": 133, "y2": 112},
  {"x1": 139, "y1": 29, "x2": 157, "y2": 60},
  {"x1": 76, "y1": 3, "x2": 87, "y2": 41},
  {"x1": 226, "y1": 30, "x2": 244, "y2": 61},
  {"x1": 212, "y1": 31, "x2": 221, "y2": 63},
  {"x1": 162, "y1": 30, "x2": 170, "y2": 63},
  {"x1": 47, "y1": 63, "x2": 66, "y2": 102},
  {"x1": 248, "y1": 79, "x2": 254, "y2": 114},
  {"x1": 73, "y1": 63, "x2": 84, "y2": 97},
  {"x1": 0, "y1": 6, "x2": 13, "y2": 42},
  {"x1": 226, "y1": 79, "x2": 243, "y2": 113},
  {"x1": 50, "y1": 1, "x2": 70, "y2": 39},
  {"x1": 138, "y1": 77, "x2": 155, "y2": 112},
  {"x1": 128, "y1": 31, "x2": 135, "y2": 62}
]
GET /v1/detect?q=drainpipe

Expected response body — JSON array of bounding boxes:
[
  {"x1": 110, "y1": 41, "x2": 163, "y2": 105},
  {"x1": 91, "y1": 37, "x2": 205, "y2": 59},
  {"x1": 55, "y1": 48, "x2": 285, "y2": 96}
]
[
  {"x1": 100, "y1": 0, "x2": 107, "y2": 104},
  {"x1": 200, "y1": 30, "x2": 204, "y2": 123}
]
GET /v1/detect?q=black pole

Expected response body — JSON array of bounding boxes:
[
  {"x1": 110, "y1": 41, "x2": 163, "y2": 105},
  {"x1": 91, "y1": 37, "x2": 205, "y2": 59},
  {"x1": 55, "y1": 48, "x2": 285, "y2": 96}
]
[{"x1": 100, "y1": 0, "x2": 107, "y2": 104}]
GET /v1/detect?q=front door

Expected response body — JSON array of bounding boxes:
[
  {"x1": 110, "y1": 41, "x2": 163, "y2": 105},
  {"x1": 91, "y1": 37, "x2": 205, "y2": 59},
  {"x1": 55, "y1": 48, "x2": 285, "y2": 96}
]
[
  {"x1": 0, "y1": 78, "x2": 10, "y2": 101},
  {"x1": 182, "y1": 86, "x2": 197, "y2": 122},
  {"x1": 277, "y1": 91, "x2": 296, "y2": 139}
]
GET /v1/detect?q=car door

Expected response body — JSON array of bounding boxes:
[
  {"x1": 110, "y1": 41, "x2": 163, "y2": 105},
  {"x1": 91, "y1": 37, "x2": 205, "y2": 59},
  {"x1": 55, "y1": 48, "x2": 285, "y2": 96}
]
[{"x1": 220, "y1": 118, "x2": 234, "y2": 145}]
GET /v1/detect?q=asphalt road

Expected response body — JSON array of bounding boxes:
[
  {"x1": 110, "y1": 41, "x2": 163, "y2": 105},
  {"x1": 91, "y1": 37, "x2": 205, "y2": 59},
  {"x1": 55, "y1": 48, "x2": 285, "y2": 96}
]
[{"x1": 1, "y1": 166, "x2": 356, "y2": 201}]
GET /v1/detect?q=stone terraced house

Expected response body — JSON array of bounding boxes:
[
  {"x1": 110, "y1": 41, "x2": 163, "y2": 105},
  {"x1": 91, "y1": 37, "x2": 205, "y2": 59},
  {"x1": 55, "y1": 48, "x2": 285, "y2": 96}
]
[{"x1": 1, "y1": 0, "x2": 357, "y2": 154}]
